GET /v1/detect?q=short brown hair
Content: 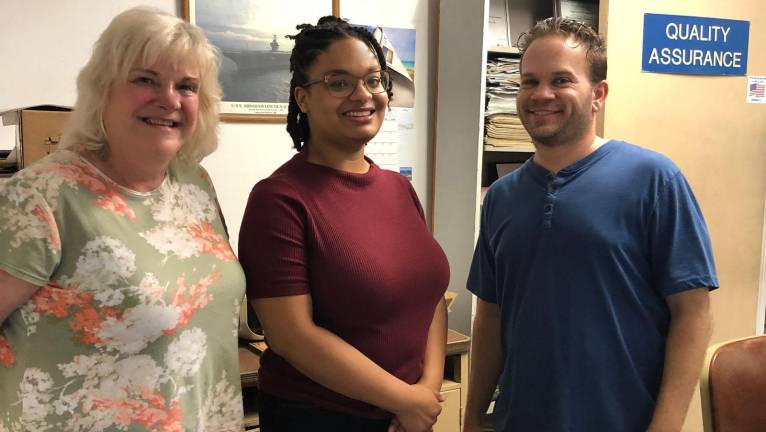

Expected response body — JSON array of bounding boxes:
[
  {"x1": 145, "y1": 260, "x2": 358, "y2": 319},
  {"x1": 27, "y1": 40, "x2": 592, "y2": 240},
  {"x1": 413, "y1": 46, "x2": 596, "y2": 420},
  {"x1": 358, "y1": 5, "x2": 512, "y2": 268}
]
[{"x1": 518, "y1": 17, "x2": 607, "y2": 83}]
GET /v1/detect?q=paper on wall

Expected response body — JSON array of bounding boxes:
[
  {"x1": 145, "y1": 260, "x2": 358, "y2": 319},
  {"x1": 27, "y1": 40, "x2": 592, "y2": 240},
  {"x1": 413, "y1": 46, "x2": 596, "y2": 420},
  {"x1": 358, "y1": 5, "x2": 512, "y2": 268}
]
[
  {"x1": 367, "y1": 111, "x2": 400, "y2": 172},
  {"x1": 746, "y1": 76, "x2": 766, "y2": 104}
]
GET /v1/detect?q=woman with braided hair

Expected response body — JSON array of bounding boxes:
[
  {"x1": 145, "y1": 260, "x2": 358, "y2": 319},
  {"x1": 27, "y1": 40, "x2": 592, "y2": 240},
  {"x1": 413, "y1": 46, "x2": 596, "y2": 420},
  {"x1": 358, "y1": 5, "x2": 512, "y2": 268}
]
[{"x1": 238, "y1": 15, "x2": 449, "y2": 432}]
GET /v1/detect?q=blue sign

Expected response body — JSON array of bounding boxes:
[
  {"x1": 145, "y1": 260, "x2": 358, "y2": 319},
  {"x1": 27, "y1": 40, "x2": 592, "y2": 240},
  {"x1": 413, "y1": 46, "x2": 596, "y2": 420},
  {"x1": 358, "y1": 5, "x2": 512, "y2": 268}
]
[{"x1": 642, "y1": 13, "x2": 749, "y2": 75}]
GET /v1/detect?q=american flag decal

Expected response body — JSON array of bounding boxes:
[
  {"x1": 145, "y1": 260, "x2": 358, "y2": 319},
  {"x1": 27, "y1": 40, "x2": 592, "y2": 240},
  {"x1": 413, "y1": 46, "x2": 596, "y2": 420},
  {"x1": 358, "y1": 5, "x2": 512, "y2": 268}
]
[{"x1": 750, "y1": 82, "x2": 765, "y2": 98}]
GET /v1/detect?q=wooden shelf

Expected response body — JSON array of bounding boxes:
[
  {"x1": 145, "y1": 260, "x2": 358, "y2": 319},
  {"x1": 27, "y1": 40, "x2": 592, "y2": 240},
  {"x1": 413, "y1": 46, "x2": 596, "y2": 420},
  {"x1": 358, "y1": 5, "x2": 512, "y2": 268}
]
[
  {"x1": 446, "y1": 329, "x2": 471, "y2": 356},
  {"x1": 240, "y1": 345, "x2": 261, "y2": 430},
  {"x1": 239, "y1": 345, "x2": 261, "y2": 388},
  {"x1": 484, "y1": 145, "x2": 534, "y2": 153},
  {"x1": 488, "y1": 45, "x2": 520, "y2": 55}
]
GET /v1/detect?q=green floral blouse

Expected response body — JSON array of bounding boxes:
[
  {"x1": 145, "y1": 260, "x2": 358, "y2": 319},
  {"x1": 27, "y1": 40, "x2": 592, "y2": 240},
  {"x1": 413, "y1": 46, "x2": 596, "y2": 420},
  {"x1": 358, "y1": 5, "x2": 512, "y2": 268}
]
[{"x1": 0, "y1": 150, "x2": 245, "y2": 431}]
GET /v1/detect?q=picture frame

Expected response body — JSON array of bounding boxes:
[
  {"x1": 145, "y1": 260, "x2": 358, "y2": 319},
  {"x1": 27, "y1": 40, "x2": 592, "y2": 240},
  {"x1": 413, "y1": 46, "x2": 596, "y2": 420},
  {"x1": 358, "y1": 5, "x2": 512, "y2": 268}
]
[{"x1": 182, "y1": 0, "x2": 339, "y2": 122}]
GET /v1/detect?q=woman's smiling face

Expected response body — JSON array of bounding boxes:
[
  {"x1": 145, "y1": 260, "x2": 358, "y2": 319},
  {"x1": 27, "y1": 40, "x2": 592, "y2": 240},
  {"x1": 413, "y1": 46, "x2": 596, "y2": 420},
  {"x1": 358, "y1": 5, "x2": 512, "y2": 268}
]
[
  {"x1": 102, "y1": 60, "x2": 200, "y2": 162},
  {"x1": 294, "y1": 37, "x2": 389, "y2": 151}
]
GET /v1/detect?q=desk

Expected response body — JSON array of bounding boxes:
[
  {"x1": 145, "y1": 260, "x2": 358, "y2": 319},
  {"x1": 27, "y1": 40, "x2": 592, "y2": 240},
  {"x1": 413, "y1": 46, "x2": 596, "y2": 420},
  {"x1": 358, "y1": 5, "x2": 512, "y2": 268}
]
[
  {"x1": 238, "y1": 329, "x2": 471, "y2": 432},
  {"x1": 436, "y1": 329, "x2": 471, "y2": 432},
  {"x1": 239, "y1": 346, "x2": 260, "y2": 430}
]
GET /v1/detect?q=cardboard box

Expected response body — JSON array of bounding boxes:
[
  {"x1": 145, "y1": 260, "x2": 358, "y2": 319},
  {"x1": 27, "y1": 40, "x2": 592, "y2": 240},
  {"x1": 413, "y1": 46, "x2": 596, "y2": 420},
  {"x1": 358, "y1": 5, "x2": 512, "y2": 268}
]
[{"x1": 0, "y1": 105, "x2": 72, "y2": 169}]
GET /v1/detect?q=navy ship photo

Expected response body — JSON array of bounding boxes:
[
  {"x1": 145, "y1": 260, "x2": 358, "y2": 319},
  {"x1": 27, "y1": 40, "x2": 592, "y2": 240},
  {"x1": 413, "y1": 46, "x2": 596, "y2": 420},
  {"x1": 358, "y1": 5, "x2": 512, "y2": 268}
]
[
  {"x1": 223, "y1": 35, "x2": 291, "y2": 73},
  {"x1": 218, "y1": 34, "x2": 292, "y2": 105}
]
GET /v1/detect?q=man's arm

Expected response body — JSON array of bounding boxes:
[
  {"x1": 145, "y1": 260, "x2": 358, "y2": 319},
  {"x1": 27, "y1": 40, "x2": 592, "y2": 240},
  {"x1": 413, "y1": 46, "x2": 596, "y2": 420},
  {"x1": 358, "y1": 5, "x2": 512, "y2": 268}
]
[
  {"x1": 463, "y1": 298, "x2": 503, "y2": 432},
  {"x1": 647, "y1": 288, "x2": 712, "y2": 432}
]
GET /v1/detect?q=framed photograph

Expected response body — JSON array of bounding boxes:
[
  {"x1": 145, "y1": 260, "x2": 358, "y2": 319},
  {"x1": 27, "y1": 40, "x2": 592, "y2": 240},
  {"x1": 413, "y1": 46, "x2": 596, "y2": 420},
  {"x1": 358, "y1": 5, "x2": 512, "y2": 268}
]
[
  {"x1": 355, "y1": 24, "x2": 416, "y2": 108},
  {"x1": 182, "y1": 0, "x2": 338, "y2": 122}
]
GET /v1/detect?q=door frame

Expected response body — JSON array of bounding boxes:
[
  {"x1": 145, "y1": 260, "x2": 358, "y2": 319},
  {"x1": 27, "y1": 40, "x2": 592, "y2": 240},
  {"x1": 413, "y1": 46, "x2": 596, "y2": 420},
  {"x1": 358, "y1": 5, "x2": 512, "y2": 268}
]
[{"x1": 756, "y1": 194, "x2": 766, "y2": 334}]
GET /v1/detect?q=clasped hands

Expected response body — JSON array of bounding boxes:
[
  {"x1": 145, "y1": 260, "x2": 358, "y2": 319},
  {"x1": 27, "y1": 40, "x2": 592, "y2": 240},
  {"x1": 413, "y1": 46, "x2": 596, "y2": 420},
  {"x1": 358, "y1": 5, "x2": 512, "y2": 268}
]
[{"x1": 387, "y1": 383, "x2": 444, "y2": 432}]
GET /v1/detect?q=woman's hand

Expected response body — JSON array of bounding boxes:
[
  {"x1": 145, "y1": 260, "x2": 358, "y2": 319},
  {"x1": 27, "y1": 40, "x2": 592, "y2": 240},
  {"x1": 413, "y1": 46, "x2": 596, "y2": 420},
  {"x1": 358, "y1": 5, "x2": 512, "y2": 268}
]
[
  {"x1": 254, "y1": 295, "x2": 444, "y2": 426},
  {"x1": 389, "y1": 383, "x2": 444, "y2": 432},
  {"x1": 387, "y1": 416, "x2": 404, "y2": 432},
  {"x1": 389, "y1": 298, "x2": 447, "y2": 432}
]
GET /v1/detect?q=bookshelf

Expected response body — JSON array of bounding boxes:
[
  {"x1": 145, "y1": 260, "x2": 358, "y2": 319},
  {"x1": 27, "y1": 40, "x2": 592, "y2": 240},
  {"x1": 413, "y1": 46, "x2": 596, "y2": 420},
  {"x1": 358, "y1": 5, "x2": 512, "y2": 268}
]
[{"x1": 483, "y1": 46, "x2": 533, "y2": 186}]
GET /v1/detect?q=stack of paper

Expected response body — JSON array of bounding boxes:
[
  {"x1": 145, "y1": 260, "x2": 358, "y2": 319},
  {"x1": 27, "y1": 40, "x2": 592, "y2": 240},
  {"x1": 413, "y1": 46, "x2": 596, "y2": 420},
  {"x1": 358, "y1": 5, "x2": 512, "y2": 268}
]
[
  {"x1": 485, "y1": 115, "x2": 534, "y2": 151},
  {"x1": 485, "y1": 57, "x2": 534, "y2": 152}
]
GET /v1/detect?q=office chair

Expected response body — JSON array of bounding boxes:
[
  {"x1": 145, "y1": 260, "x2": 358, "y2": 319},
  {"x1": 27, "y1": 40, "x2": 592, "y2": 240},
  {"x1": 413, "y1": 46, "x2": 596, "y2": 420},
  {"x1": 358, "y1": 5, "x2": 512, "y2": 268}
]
[{"x1": 700, "y1": 335, "x2": 766, "y2": 432}]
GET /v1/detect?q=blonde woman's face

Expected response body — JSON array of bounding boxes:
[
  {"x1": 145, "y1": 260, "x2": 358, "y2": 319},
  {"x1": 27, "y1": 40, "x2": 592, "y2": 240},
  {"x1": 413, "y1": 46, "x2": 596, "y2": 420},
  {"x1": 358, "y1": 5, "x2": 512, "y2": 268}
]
[{"x1": 102, "y1": 61, "x2": 200, "y2": 164}]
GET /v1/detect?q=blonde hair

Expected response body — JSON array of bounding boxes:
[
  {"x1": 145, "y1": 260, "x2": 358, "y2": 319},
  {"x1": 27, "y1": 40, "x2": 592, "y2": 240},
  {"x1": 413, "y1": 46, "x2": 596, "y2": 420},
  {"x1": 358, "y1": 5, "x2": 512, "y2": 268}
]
[{"x1": 60, "y1": 6, "x2": 222, "y2": 163}]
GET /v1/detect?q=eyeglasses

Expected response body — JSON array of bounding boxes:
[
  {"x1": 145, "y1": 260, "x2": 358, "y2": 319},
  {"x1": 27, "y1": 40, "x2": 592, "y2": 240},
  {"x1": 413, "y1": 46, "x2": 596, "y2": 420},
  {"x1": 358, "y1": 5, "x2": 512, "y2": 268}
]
[{"x1": 302, "y1": 70, "x2": 391, "y2": 98}]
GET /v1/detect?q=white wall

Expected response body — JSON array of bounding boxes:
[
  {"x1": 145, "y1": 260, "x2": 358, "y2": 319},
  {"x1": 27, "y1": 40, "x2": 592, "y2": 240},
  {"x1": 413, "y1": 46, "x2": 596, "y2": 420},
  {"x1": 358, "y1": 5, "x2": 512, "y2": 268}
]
[
  {"x1": 432, "y1": 0, "x2": 489, "y2": 335},
  {"x1": 341, "y1": 0, "x2": 437, "y2": 224},
  {"x1": 0, "y1": 0, "x2": 435, "y2": 252},
  {"x1": 0, "y1": 0, "x2": 177, "y2": 109},
  {"x1": 0, "y1": 1, "x2": 176, "y2": 154},
  {"x1": 201, "y1": 123, "x2": 295, "y2": 248}
]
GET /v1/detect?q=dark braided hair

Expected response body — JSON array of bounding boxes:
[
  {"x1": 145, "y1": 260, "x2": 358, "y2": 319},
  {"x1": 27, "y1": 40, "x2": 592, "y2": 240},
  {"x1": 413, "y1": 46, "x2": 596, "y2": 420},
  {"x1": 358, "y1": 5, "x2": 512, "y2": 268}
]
[{"x1": 285, "y1": 16, "x2": 392, "y2": 150}]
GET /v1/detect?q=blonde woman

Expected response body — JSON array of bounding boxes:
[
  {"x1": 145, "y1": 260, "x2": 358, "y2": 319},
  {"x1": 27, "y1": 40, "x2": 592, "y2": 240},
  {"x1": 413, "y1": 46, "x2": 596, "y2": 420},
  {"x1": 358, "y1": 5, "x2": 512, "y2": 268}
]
[{"x1": 0, "y1": 7, "x2": 245, "y2": 431}]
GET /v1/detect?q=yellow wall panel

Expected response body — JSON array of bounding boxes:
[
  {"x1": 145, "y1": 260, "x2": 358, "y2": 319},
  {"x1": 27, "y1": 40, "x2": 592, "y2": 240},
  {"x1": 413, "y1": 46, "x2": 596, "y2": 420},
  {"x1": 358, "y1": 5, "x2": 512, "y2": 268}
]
[{"x1": 601, "y1": 1, "x2": 766, "y2": 430}]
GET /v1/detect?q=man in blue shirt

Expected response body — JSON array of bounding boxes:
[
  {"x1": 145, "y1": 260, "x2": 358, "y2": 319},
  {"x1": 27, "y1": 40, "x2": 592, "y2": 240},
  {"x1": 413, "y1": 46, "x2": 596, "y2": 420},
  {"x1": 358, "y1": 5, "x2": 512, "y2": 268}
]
[{"x1": 463, "y1": 18, "x2": 718, "y2": 432}]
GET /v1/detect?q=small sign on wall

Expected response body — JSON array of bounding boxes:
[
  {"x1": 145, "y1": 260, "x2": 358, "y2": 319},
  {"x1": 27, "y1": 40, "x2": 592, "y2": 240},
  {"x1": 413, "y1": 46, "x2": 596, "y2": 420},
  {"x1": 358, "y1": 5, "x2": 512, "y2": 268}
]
[
  {"x1": 642, "y1": 13, "x2": 749, "y2": 75},
  {"x1": 747, "y1": 76, "x2": 766, "y2": 104}
]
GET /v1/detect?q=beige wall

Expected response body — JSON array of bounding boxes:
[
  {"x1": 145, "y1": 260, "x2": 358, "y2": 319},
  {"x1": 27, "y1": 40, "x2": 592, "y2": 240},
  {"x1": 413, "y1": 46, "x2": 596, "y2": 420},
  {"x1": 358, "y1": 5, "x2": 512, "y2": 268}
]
[{"x1": 601, "y1": 1, "x2": 766, "y2": 430}]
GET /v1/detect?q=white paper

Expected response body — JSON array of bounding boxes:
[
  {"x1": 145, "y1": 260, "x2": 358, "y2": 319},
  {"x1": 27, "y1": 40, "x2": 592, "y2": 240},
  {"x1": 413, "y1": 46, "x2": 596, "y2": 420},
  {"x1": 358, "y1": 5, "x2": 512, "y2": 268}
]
[
  {"x1": 0, "y1": 127, "x2": 16, "y2": 152},
  {"x1": 488, "y1": 0, "x2": 511, "y2": 48},
  {"x1": 560, "y1": 0, "x2": 599, "y2": 28},
  {"x1": 746, "y1": 76, "x2": 766, "y2": 104},
  {"x1": 367, "y1": 112, "x2": 401, "y2": 172}
]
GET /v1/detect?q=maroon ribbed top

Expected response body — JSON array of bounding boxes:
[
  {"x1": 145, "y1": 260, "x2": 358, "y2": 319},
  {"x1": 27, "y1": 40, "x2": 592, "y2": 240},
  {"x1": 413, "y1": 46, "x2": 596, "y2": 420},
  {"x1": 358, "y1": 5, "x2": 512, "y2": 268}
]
[{"x1": 238, "y1": 150, "x2": 449, "y2": 418}]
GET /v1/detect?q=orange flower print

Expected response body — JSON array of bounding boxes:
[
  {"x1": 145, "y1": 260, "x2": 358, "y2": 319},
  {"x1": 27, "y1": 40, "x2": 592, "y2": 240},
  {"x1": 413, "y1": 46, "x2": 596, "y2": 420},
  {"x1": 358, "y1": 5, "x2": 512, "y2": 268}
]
[
  {"x1": 33, "y1": 284, "x2": 92, "y2": 319},
  {"x1": 70, "y1": 307, "x2": 105, "y2": 345},
  {"x1": 165, "y1": 273, "x2": 220, "y2": 334},
  {"x1": 0, "y1": 334, "x2": 16, "y2": 367},
  {"x1": 92, "y1": 392, "x2": 181, "y2": 432},
  {"x1": 33, "y1": 284, "x2": 122, "y2": 346},
  {"x1": 187, "y1": 222, "x2": 236, "y2": 261},
  {"x1": 94, "y1": 190, "x2": 137, "y2": 221},
  {"x1": 36, "y1": 159, "x2": 136, "y2": 220},
  {"x1": 30, "y1": 204, "x2": 62, "y2": 250},
  {"x1": 35, "y1": 159, "x2": 107, "y2": 194},
  {"x1": 70, "y1": 306, "x2": 120, "y2": 345}
]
